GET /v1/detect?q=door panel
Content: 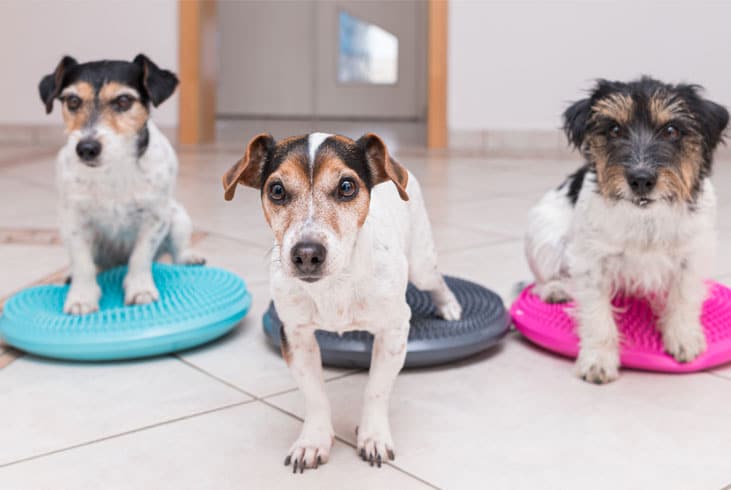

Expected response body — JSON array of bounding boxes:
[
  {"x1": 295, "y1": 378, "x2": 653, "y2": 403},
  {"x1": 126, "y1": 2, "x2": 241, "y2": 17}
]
[
  {"x1": 216, "y1": 0, "x2": 426, "y2": 120},
  {"x1": 314, "y1": 1, "x2": 426, "y2": 119},
  {"x1": 217, "y1": 0, "x2": 315, "y2": 117}
]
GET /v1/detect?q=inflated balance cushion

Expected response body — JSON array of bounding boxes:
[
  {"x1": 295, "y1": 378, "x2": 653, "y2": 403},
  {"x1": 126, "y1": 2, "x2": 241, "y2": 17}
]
[
  {"x1": 511, "y1": 282, "x2": 731, "y2": 372},
  {"x1": 263, "y1": 276, "x2": 510, "y2": 369},
  {"x1": 0, "y1": 264, "x2": 251, "y2": 361}
]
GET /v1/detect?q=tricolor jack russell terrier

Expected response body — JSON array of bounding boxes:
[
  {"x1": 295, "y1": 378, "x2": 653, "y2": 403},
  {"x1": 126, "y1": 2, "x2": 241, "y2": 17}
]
[
  {"x1": 223, "y1": 133, "x2": 462, "y2": 471},
  {"x1": 39, "y1": 55, "x2": 203, "y2": 315},
  {"x1": 526, "y1": 77, "x2": 728, "y2": 383}
]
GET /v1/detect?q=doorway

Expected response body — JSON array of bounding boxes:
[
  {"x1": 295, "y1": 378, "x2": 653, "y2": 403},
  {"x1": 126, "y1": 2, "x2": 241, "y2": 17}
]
[{"x1": 216, "y1": 0, "x2": 427, "y2": 147}]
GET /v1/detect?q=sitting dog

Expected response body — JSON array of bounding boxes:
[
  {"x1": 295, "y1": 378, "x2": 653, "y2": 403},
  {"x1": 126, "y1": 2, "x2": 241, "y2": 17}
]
[
  {"x1": 525, "y1": 77, "x2": 728, "y2": 383},
  {"x1": 39, "y1": 55, "x2": 203, "y2": 315},
  {"x1": 223, "y1": 133, "x2": 462, "y2": 471}
]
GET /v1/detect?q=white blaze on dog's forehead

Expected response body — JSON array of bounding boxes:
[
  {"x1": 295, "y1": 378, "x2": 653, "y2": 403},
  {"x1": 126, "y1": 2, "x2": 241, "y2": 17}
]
[{"x1": 308, "y1": 132, "x2": 332, "y2": 168}]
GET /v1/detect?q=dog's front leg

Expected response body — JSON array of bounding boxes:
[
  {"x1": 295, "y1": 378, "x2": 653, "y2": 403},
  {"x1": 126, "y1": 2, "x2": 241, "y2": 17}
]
[
  {"x1": 124, "y1": 215, "x2": 169, "y2": 305},
  {"x1": 63, "y1": 225, "x2": 101, "y2": 315},
  {"x1": 573, "y1": 271, "x2": 620, "y2": 384},
  {"x1": 357, "y1": 320, "x2": 409, "y2": 467},
  {"x1": 283, "y1": 325, "x2": 334, "y2": 473},
  {"x1": 659, "y1": 261, "x2": 707, "y2": 362}
]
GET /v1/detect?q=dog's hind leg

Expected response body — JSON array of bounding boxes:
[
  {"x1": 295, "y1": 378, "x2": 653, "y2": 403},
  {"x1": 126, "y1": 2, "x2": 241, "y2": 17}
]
[
  {"x1": 405, "y1": 179, "x2": 462, "y2": 320},
  {"x1": 525, "y1": 189, "x2": 573, "y2": 303},
  {"x1": 165, "y1": 201, "x2": 205, "y2": 265}
]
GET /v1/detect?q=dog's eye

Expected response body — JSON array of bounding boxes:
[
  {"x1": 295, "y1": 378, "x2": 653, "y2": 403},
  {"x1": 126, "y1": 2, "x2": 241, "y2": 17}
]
[
  {"x1": 608, "y1": 124, "x2": 623, "y2": 139},
  {"x1": 662, "y1": 124, "x2": 681, "y2": 142},
  {"x1": 338, "y1": 178, "x2": 357, "y2": 200},
  {"x1": 112, "y1": 95, "x2": 134, "y2": 112},
  {"x1": 268, "y1": 182, "x2": 286, "y2": 202},
  {"x1": 65, "y1": 95, "x2": 82, "y2": 112}
]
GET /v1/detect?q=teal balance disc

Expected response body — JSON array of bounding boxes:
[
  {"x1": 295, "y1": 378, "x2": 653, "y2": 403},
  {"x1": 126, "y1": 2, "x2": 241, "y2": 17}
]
[{"x1": 0, "y1": 264, "x2": 251, "y2": 361}]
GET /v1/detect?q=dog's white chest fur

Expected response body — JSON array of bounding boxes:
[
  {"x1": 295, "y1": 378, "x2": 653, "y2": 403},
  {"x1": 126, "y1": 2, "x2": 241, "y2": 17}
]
[{"x1": 569, "y1": 177, "x2": 716, "y2": 294}]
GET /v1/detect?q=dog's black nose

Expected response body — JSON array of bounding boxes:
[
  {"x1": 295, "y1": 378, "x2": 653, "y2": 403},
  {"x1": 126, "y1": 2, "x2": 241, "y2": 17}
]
[
  {"x1": 626, "y1": 168, "x2": 657, "y2": 196},
  {"x1": 76, "y1": 139, "x2": 102, "y2": 162},
  {"x1": 291, "y1": 241, "x2": 327, "y2": 277}
]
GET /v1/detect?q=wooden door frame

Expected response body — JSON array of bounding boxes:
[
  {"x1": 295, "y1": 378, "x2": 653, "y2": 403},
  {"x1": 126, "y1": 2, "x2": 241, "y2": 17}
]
[{"x1": 178, "y1": 0, "x2": 448, "y2": 149}]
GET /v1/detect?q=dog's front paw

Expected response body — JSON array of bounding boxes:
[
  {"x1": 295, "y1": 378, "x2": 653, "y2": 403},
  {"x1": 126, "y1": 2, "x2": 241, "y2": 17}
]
[
  {"x1": 576, "y1": 347, "x2": 619, "y2": 384},
  {"x1": 64, "y1": 282, "x2": 101, "y2": 315},
  {"x1": 662, "y1": 322, "x2": 707, "y2": 363},
  {"x1": 284, "y1": 426, "x2": 334, "y2": 473},
  {"x1": 124, "y1": 274, "x2": 160, "y2": 305},
  {"x1": 178, "y1": 250, "x2": 206, "y2": 266},
  {"x1": 356, "y1": 419, "x2": 395, "y2": 468}
]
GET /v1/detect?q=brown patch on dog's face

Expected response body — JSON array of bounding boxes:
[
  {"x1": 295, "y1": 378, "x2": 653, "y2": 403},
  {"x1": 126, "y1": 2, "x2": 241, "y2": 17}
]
[
  {"x1": 564, "y1": 78, "x2": 729, "y2": 206},
  {"x1": 261, "y1": 144, "x2": 371, "y2": 280},
  {"x1": 98, "y1": 82, "x2": 149, "y2": 136},
  {"x1": 261, "y1": 153, "x2": 311, "y2": 245},
  {"x1": 60, "y1": 81, "x2": 149, "y2": 137},
  {"x1": 313, "y1": 147, "x2": 371, "y2": 229},
  {"x1": 591, "y1": 93, "x2": 634, "y2": 126},
  {"x1": 60, "y1": 82, "x2": 95, "y2": 132}
]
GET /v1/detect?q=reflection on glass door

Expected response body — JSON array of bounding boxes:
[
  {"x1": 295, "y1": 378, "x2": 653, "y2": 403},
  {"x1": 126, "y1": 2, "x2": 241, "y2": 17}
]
[{"x1": 338, "y1": 11, "x2": 398, "y2": 85}]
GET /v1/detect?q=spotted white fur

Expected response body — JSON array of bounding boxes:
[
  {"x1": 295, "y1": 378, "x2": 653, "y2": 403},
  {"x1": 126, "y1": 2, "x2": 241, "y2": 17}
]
[
  {"x1": 58, "y1": 120, "x2": 202, "y2": 314},
  {"x1": 269, "y1": 136, "x2": 461, "y2": 470}
]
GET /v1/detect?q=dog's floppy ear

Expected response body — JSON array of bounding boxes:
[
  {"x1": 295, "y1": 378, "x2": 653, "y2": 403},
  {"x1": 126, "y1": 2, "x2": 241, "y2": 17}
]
[
  {"x1": 223, "y1": 133, "x2": 275, "y2": 201},
  {"x1": 39, "y1": 56, "x2": 77, "y2": 114},
  {"x1": 563, "y1": 97, "x2": 592, "y2": 149},
  {"x1": 357, "y1": 133, "x2": 409, "y2": 201},
  {"x1": 133, "y1": 54, "x2": 179, "y2": 107},
  {"x1": 698, "y1": 98, "x2": 729, "y2": 152}
]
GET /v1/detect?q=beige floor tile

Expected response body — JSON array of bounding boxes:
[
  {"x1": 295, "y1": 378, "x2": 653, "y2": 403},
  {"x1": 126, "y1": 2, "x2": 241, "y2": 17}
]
[
  {"x1": 426, "y1": 195, "x2": 535, "y2": 239},
  {"x1": 267, "y1": 335, "x2": 731, "y2": 490},
  {"x1": 178, "y1": 282, "x2": 357, "y2": 398},
  {"x1": 438, "y1": 240, "x2": 529, "y2": 304},
  {"x1": 192, "y1": 234, "x2": 271, "y2": 286},
  {"x1": 0, "y1": 177, "x2": 59, "y2": 230},
  {"x1": 0, "y1": 243, "x2": 67, "y2": 299},
  {"x1": 0, "y1": 355, "x2": 248, "y2": 466},
  {"x1": 0, "y1": 402, "x2": 432, "y2": 490}
]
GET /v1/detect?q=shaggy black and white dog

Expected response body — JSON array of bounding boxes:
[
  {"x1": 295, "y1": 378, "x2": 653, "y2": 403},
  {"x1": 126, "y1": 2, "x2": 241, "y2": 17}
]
[{"x1": 525, "y1": 77, "x2": 728, "y2": 383}]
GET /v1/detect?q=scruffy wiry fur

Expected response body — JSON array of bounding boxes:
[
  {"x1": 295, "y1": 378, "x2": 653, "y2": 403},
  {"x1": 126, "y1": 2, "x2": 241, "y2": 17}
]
[{"x1": 525, "y1": 77, "x2": 728, "y2": 383}]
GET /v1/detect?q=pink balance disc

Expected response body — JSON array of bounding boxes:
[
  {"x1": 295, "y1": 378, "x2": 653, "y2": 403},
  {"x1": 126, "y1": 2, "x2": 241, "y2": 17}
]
[{"x1": 510, "y1": 282, "x2": 731, "y2": 373}]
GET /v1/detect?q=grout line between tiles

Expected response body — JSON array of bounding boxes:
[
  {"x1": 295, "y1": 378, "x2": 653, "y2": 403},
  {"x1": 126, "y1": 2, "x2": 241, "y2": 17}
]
[
  {"x1": 0, "y1": 399, "x2": 255, "y2": 469},
  {"x1": 257, "y1": 398, "x2": 441, "y2": 490},
  {"x1": 172, "y1": 357, "x2": 440, "y2": 488},
  {"x1": 199, "y1": 228, "x2": 274, "y2": 250}
]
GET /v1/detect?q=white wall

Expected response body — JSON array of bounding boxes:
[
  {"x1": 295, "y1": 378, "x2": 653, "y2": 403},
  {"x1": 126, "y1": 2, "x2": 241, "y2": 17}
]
[
  {"x1": 0, "y1": 0, "x2": 178, "y2": 126},
  {"x1": 449, "y1": 1, "x2": 731, "y2": 131}
]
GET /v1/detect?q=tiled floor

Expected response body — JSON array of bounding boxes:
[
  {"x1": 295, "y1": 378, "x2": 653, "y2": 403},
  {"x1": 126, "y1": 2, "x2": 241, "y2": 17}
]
[{"x1": 1, "y1": 141, "x2": 730, "y2": 490}]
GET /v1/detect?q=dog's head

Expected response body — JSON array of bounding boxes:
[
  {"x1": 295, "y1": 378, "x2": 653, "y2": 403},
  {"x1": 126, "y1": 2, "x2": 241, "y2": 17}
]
[
  {"x1": 564, "y1": 77, "x2": 728, "y2": 207},
  {"x1": 223, "y1": 133, "x2": 409, "y2": 283},
  {"x1": 39, "y1": 54, "x2": 178, "y2": 166}
]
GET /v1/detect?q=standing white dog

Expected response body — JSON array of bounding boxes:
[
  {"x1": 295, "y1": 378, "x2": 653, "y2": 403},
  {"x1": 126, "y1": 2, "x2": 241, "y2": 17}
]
[
  {"x1": 223, "y1": 132, "x2": 461, "y2": 471},
  {"x1": 39, "y1": 55, "x2": 203, "y2": 315},
  {"x1": 525, "y1": 77, "x2": 728, "y2": 383}
]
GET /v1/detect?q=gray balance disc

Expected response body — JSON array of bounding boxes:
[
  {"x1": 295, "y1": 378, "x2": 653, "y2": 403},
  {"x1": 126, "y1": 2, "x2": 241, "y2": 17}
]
[{"x1": 262, "y1": 276, "x2": 510, "y2": 368}]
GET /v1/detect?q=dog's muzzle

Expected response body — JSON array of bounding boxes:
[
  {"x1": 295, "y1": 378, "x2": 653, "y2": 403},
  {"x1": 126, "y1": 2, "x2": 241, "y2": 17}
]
[
  {"x1": 290, "y1": 241, "x2": 327, "y2": 282},
  {"x1": 76, "y1": 138, "x2": 102, "y2": 166}
]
